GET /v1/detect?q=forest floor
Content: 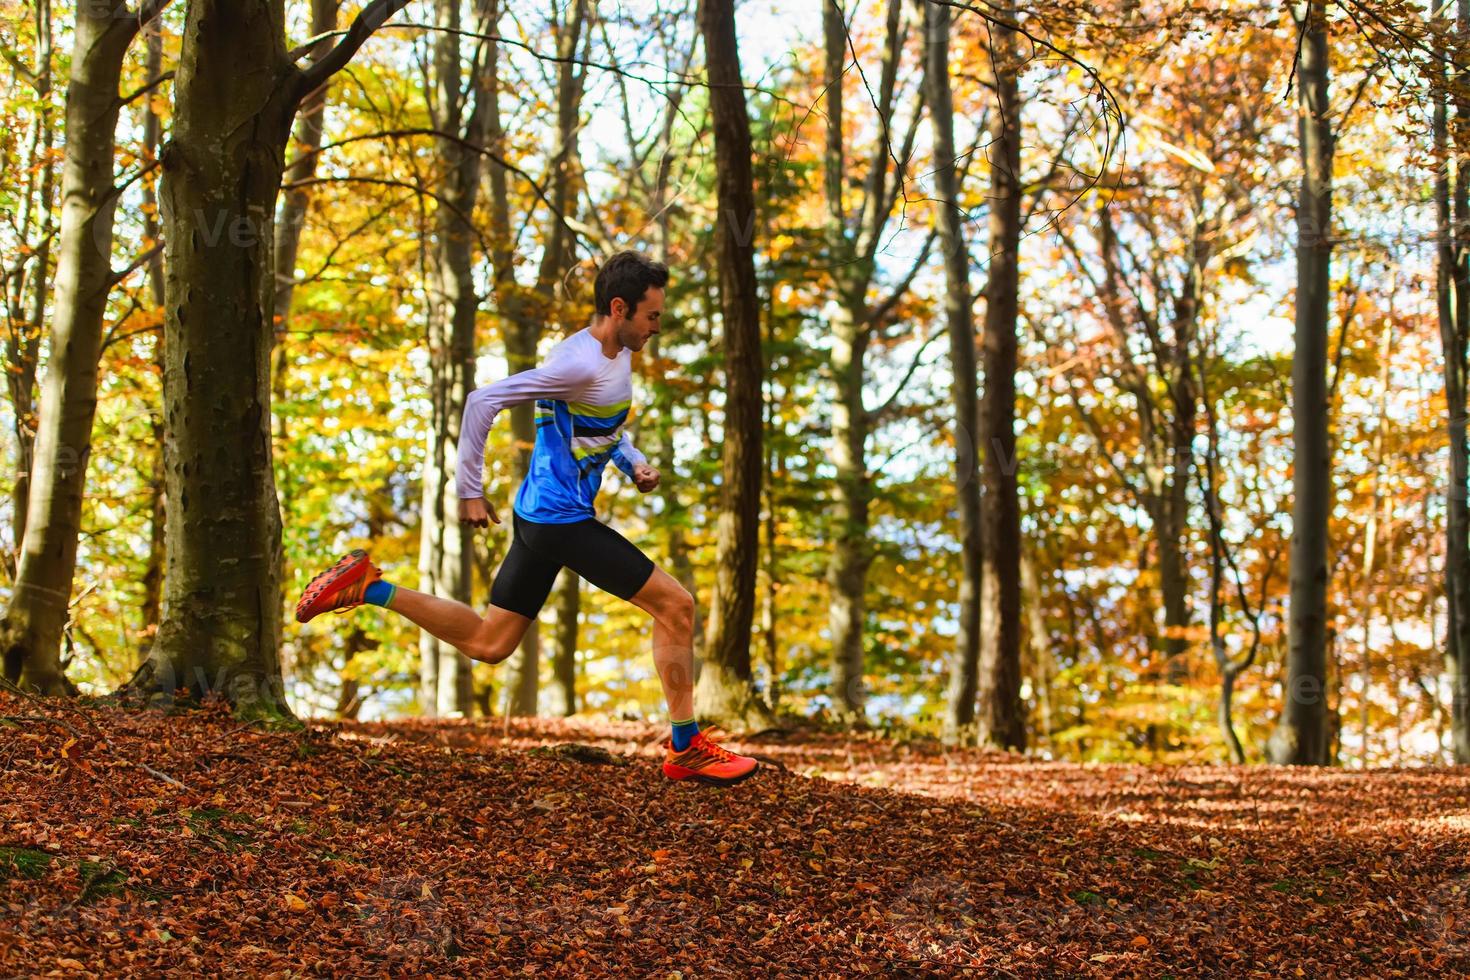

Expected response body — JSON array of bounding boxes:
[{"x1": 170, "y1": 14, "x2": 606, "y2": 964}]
[{"x1": 3, "y1": 690, "x2": 1469, "y2": 978}]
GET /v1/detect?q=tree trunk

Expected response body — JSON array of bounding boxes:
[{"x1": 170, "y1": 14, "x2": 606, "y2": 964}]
[
  {"x1": 127, "y1": 0, "x2": 300, "y2": 720},
  {"x1": 924, "y1": 0, "x2": 984, "y2": 745},
  {"x1": 337, "y1": 491, "x2": 388, "y2": 719},
  {"x1": 496, "y1": 0, "x2": 588, "y2": 716},
  {"x1": 823, "y1": 0, "x2": 870, "y2": 722},
  {"x1": 1269, "y1": 0, "x2": 1334, "y2": 765},
  {"x1": 1203, "y1": 401, "x2": 1246, "y2": 764},
  {"x1": 125, "y1": 0, "x2": 410, "y2": 718},
  {"x1": 1158, "y1": 235, "x2": 1202, "y2": 686},
  {"x1": 827, "y1": 305, "x2": 871, "y2": 719},
  {"x1": 138, "y1": 24, "x2": 167, "y2": 657},
  {"x1": 648, "y1": 336, "x2": 702, "y2": 653},
  {"x1": 1356, "y1": 316, "x2": 1392, "y2": 764},
  {"x1": 335, "y1": 630, "x2": 369, "y2": 720},
  {"x1": 269, "y1": 0, "x2": 339, "y2": 672},
  {"x1": 2, "y1": 2, "x2": 163, "y2": 694},
  {"x1": 1093, "y1": 200, "x2": 1205, "y2": 692},
  {"x1": 1020, "y1": 552, "x2": 1054, "y2": 749},
  {"x1": 821, "y1": 0, "x2": 907, "y2": 723},
  {"x1": 5, "y1": 0, "x2": 54, "y2": 566},
  {"x1": 549, "y1": 569, "x2": 579, "y2": 716},
  {"x1": 1437, "y1": 0, "x2": 1470, "y2": 763},
  {"x1": 761, "y1": 425, "x2": 780, "y2": 710},
  {"x1": 418, "y1": 0, "x2": 493, "y2": 718},
  {"x1": 975, "y1": 21, "x2": 1025, "y2": 752},
  {"x1": 495, "y1": 313, "x2": 541, "y2": 715},
  {"x1": 693, "y1": 0, "x2": 769, "y2": 728},
  {"x1": 646, "y1": 92, "x2": 702, "y2": 661},
  {"x1": 272, "y1": 0, "x2": 339, "y2": 328}
]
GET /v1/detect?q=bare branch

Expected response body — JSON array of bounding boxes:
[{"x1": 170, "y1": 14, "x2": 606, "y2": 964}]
[
  {"x1": 118, "y1": 71, "x2": 174, "y2": 108},
  {"x1": 293, "y1": 0, "x2": 413, "y2": 105},
  {"x1": 867, "y1": 321, "x2": 947, "y2": 425}
]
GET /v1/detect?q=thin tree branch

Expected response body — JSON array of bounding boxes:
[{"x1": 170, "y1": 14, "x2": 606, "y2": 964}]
[
  {"x1": 867, "y1": 322, "x2": 947, "y2": 425},
  {"x1": 293, "y1": 0, "x2": 413, "y2": 105},
  {"x1": 117, "y1": 70, "x2": 173, "y2": 108}
]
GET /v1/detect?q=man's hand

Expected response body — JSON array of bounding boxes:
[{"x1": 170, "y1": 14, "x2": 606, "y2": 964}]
[
  {"x1": 632, "y1": 463, "x2": 661, "y2": 493},
  {"x1": 458, "y1": 497, "x2": 500, "y2": 528}
]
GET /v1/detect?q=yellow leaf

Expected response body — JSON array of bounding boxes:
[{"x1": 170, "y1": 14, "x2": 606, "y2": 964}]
[{"x1": 284, "y1": 893, "x2": 309, "y2": 912}]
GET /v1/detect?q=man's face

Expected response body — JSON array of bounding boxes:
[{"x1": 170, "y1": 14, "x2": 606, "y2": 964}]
[{"x1": 612, "y1": 286, "x2": 664, "y2": 352}]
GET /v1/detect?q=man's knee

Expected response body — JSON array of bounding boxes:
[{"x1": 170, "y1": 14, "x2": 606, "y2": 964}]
[
  {"x1": 466, "y1": 625, "x2": 521, "y2": 665},
  {"x1": 657, "y1": 584, "x2": 695, "y2": 631}
]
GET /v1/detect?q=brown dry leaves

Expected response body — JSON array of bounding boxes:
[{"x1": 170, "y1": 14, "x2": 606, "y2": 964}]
[{"x1": 2, "y1": 695, "x2": 1469, "y2": 977}]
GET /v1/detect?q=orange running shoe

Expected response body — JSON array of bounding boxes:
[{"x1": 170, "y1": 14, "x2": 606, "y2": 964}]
[
  {"x1": 295, "y1": 549, "x2": 381, "y2": 623},
  {"x1": 663, "y1": 729, "x2": 759, "y2": 786}
]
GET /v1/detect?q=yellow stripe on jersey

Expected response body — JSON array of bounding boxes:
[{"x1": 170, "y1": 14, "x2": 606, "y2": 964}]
[{"x1": 566, "y1": 399, "x2": 630, "y2": 420}]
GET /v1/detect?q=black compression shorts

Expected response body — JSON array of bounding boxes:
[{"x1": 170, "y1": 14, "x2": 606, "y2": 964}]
[{"x1": 489, "y1": 512, "x2": 656, "y2": 618}]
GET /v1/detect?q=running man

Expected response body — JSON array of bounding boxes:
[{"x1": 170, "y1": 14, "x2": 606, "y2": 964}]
[{"x1": 294, "y1": 251, "x2": 758, "y2": 786}]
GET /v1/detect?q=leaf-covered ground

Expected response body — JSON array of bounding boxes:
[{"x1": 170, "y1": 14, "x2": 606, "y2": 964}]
[{"x1": 4, "y1": 691, "x2": 1469, "y2": 977}]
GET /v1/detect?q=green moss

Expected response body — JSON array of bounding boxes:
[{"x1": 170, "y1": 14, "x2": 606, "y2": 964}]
[
  {"x1": 0, "y1": 846, "x2": 54, "y2": 880},
  {"x1": 76, "y1": 861, "x2": 128, "y2": 904},
  {"x1": 184, "y1": 808, "x2": 255, "y2": 850}
]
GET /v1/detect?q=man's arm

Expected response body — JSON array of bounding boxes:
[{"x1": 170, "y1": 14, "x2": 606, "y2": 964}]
[
  {"x1": 612, "y1": 432, "x2": 660, "y2": 493},
  {"x1": 455, "y1": 356, "x2": 597, "y2": 501},
  {"x1": 610, "y1": 431, "x2": 647, "y2": 479}
]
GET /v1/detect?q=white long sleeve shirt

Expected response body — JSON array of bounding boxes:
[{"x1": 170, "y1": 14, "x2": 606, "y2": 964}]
[{"x1": 456, "y1": 328, "x2": 647, "y2": 523}]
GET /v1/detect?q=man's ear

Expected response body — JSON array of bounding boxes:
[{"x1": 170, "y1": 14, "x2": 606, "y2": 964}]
[{"x1": 610, "y1": 297, "x2": 626, "y2": 320}]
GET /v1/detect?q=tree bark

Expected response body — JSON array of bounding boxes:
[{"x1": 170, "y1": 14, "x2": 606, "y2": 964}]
[
  {"x1": 497, "y1": 0, "x2": 590, "y2": 717},
  {"x1": 335, "y1": 629, "x2": 370, "y2": 720},
  {"x1": 644, "y1": 65, "x2": 702, "y2": 662},
  {"x1": 4, "y1": 0, "x2": 54, "y2": 566},
  {"x1": 2, "y1": 1, "x2": 166, "y2": 694},
  {"x1": 924, "y1": 0, "x2": 983, "y2": 745},
  {"x1": 1199, "y1": 354, "x2": 1254, "y2": 765},
  {"x1": 418, "y1": 0, "x2": 495, "y2": 717},
  {"x1": 975, "y1": 20, "x2": 1025, "y2": 752},
  {"x1": 693, "y1": 0, "x2": 769, "y2": 728},
  {"x1": 549, "y1": 569, "x2": 579, "y2": 716},
  {"x1": 126, "y1": 0, "x2": 411, "y2": 719},
  {"x1": 1158, "y1": 235, "x2": 1202, "y2": 686},
  {"x1": 267, "y1": 0, "x2": 339, "y2": 685},
  {"x1": 272, "y1": 0, "x2": 339, "y2": 328},
  {"x1": 138, "y1": 23, "x2": 167, "y2": 657},
  {"x1": 822, "y1": 0, "x2": 907, "y2": 722},
  {"x1": 1269, "y1": 0, "x2": 1334, "y2": 765},
  {"x1": 1356, "y1": 316, "x2": 1392, "y2": 764},
  {"x1": 126, "y1": 0, "x2": 299, "y2": 720},
  {"x1": 1089, "y1": 200, "x2": 1206, "y2": 693},
  {"x1": 824, "y1": 0, "x2": 872, "y2": 722},
  {"x1": 1020, "y1": 553, "x2": 1055, "y2": 749},
  {"x1": 1437, "y1": 0, "x2": 1470, "y2": 763}
]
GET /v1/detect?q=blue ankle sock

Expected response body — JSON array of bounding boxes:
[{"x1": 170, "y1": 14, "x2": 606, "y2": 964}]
[
  {"x1": 671, "y1": 718, "x2": 699, "y2": 752},
  {"x1": 364, "y1": 580, "x2": 397, "y2": 608}
]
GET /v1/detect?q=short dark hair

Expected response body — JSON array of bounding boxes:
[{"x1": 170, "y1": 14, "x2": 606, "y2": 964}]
[{"x1": 593, "y1": 250, "x2": 669, "y2": 316}]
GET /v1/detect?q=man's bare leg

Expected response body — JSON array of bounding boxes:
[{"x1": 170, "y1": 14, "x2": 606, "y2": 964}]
[
  {"x1": 626, "y1": 565, "x2": 757, "y2": 783},
  {"x1": 381, "y1": 587, "x2": 533, "y2": 666},
  {"x1": 626, "y1": 566, "x2": 696, "y2": 721}
]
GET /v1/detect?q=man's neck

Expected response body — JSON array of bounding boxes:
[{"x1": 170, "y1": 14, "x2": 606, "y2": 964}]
[{"x1": 586, "y1": 317, "x2": 623, "y2": 359}]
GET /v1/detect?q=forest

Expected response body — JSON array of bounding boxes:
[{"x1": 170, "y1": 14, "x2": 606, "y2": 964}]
[
  {"x1": 3, "y1": 0, "x2": 1470, "y2": 767},
  {"x1": 9, "y1": 0, "x2": 1470, "y2": 975}
]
